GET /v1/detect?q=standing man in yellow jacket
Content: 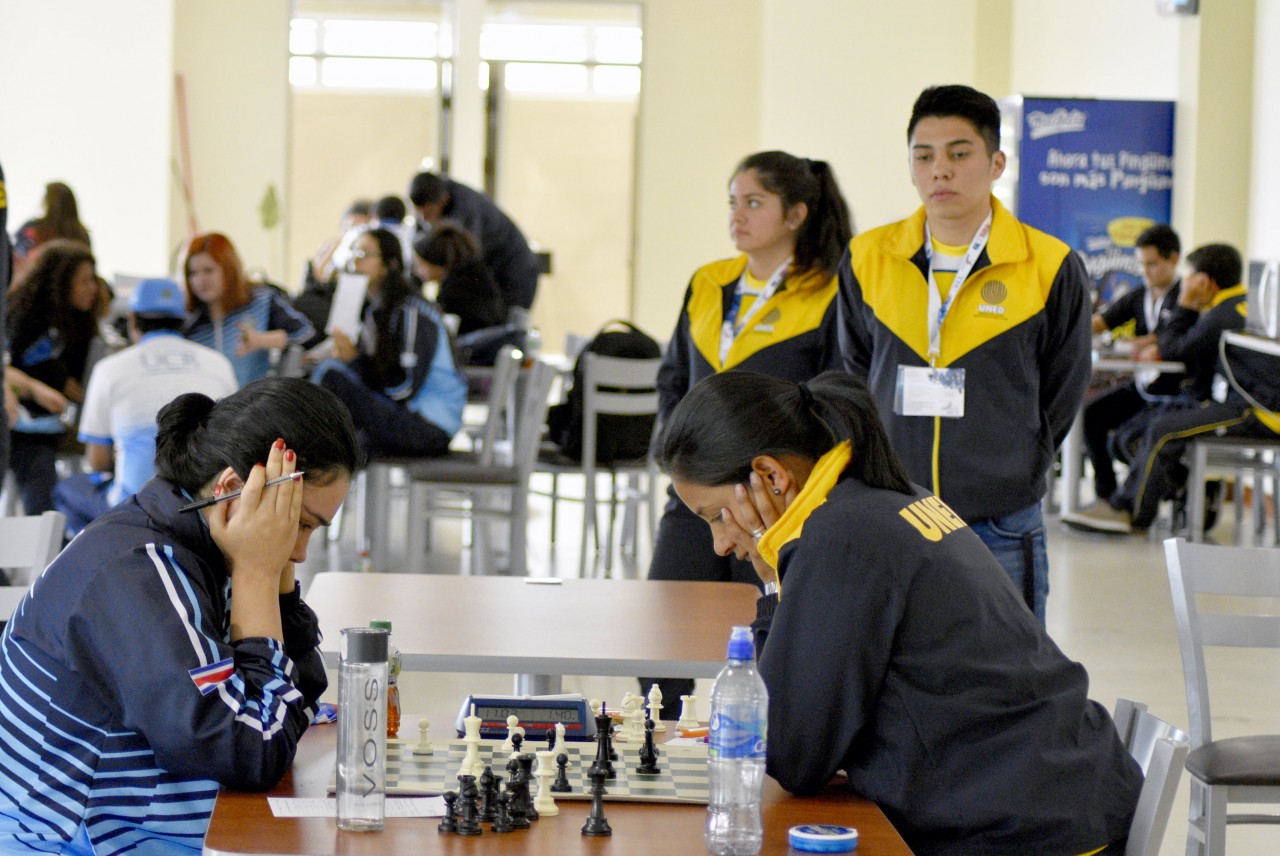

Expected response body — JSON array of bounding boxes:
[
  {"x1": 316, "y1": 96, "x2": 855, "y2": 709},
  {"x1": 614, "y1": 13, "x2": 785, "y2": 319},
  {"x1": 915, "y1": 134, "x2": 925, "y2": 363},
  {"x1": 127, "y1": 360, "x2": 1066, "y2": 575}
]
[{"x1": 837, "y1": 85, "x2": 1092, "y2": 624}]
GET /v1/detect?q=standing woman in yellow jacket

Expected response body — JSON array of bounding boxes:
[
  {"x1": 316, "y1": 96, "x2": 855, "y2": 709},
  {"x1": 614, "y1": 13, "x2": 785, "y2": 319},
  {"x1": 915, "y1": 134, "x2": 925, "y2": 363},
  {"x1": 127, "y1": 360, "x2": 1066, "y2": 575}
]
[{"x1": 644, "y1": 151, "x2": 853, "y2": 701}]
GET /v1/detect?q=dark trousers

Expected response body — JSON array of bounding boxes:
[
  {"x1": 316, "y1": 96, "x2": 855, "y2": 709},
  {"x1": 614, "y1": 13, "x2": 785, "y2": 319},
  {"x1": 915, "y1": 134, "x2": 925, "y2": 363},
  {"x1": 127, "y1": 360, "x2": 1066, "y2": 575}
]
[
  {"x1": 1083, "y1": 383, "x2": 1146, "y2": 499},
  {"x1": 7, "y1": 432, "x2": 60, "y2": 514},
  {"x1": 313, "y1": 361, "x2": 451, "y2": 458},
  {"x1": 53, "y1": 472, "x2": 113, "y2": 536},
  {"x1": 641, "y1": 489, "x2": 762, "y2": 704},
  {"x1": 1115, "y1": 402, "x2": 1266, "y2": 529}
]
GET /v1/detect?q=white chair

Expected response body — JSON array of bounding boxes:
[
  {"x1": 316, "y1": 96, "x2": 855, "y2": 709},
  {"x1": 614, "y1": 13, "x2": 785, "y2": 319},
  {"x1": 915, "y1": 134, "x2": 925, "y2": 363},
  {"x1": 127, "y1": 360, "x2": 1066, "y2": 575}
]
[
  {"x1": 535, "y1": 352, "x2": 662, "y2": 577},
  {"x1": 0, "y1": 510, "x2": 67, "y2": 624},
  {"x1": 1113, "y1": 698, "x2": 1191, "y2": 856},
  {"x1": 401, "y1": 359, "x2": 558, "y2": 575},
  {"x1": 351, "y1": 346, "x2": 524, "y2": 572},
  {"x1": 1163, "y1": 537, "x2": 1280, "y2": 856}
]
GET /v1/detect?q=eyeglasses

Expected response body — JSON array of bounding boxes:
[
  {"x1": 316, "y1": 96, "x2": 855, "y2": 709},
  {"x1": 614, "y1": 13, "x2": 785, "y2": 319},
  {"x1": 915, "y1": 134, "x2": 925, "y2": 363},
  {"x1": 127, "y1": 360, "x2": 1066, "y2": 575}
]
[{"x1": 351, "y1": 249, "x2": 380, "y2": 260}]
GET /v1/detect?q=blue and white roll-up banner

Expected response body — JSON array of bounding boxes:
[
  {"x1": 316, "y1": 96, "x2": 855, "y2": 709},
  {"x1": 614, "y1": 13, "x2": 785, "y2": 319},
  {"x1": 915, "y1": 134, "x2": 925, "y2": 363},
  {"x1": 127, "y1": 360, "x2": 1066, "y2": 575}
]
[{"x1": 1017, "y1": 98, "x2": 1175, "y2": 305}]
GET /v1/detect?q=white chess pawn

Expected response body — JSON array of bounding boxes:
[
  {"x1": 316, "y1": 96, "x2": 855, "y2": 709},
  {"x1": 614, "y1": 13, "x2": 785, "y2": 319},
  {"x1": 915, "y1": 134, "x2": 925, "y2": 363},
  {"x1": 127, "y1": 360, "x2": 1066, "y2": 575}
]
[
  {"x1": 647, "y1": 683, "x2": 666, "y2": 732},
  {"x1": 589, "y1": 698, "x2": 602, "y2": 719},
  {"x1": 412, "y1": 717, "x2": 434, "y2": 755},
  {"x1": 677, "y1": 694, "x2": 700, "y2": 730},
  {"x1": 500, "y1": 714, "x2": 520, "y2": 753}
]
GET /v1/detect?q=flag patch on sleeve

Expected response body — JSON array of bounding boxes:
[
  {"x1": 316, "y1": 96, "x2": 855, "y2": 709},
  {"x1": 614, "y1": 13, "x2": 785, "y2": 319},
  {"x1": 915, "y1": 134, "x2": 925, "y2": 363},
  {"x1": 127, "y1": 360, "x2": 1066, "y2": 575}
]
[{"x1": 189, "y1": 658, "x2": 235, "y2": 695}]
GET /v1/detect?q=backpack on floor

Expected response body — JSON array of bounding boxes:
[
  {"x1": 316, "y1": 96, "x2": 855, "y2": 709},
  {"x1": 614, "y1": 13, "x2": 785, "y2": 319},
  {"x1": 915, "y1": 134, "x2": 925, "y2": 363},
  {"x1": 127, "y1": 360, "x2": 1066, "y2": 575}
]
[{"x1": 547, "y1": 320, "x2": 661, "y2": 464}]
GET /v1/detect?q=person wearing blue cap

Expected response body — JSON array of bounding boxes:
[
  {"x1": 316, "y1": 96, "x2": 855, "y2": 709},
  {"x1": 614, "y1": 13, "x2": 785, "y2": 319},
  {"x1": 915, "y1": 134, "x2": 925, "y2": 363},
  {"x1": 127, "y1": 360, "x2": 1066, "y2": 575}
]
[{"x1": 53, "y1": 278, "x2": 238, "y2": 535}]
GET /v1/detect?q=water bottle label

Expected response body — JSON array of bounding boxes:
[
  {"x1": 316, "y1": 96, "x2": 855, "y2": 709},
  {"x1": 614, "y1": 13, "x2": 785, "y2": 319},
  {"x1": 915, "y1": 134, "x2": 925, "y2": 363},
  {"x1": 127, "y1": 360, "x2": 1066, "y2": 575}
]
[{"x1": 708, "y1": 706, "x2": 766, "y2": 759}]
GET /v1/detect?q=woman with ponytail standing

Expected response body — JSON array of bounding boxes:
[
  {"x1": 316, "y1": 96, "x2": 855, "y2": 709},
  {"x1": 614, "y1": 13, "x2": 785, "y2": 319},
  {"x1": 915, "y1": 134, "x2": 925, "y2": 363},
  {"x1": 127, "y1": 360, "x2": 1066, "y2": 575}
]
[
  {"x1": 658, "y1": 370, "x2": 1141, "y2": 856},
  {"x1": 0, "y1": 378, "x2": 361, "y2": 854},
  {"x1": 643, "y1": 151, "x2": 853, "y2": 700}
]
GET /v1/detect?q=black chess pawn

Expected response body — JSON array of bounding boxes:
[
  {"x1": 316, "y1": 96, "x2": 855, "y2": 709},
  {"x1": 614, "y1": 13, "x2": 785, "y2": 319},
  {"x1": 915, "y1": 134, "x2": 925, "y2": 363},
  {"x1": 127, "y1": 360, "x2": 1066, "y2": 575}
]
[
  {"x1": 477, "y1": 766, "x2": 498, "y2": 822},
  {"x1": 580, "y1": 764, "x2": 613, "y2": 837},
  {"x1": 550, "y1": 751, "x2": 573, "y2": 793},
  {"x1": 491, "y1": 791, "x2": 514, "y2": 833},
  {"x1": 545, "y1": 727, "x2": 557, "y2": 753},
  {"x1": 506, "y1": 772, "x2": 531, "y2": 830},
  {"x1": 510, "y1": 732, "x2": 524, "y2": 756},
  {"x1": 437, "y1": 790, "x2": 458, "y2": 833},
  {"x1": 517, "y1": 754, "x2": 539, "y2": 821},
  {"x1": 636, "y1": 718, "x2": 661, "y2": 775},
  {"x1": 455, "y1": 775, "x2": 482, "y2": 836}
]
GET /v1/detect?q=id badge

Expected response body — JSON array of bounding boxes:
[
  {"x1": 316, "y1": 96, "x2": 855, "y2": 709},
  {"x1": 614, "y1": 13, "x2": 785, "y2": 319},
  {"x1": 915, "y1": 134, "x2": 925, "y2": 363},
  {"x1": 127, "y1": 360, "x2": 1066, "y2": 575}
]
[{"x1": 894, "y1": 365, "x2": 966, "y2": 418}]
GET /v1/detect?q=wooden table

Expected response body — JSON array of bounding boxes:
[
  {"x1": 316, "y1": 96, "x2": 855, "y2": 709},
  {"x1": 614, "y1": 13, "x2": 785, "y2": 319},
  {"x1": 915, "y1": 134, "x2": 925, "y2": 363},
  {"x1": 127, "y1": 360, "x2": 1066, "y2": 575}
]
[
  {"x1": 306, "y1": 574, "x2": 761, "y2": 695},
  {"x1": 203, "y1": 720, "x2": 915, "y2": 856}
]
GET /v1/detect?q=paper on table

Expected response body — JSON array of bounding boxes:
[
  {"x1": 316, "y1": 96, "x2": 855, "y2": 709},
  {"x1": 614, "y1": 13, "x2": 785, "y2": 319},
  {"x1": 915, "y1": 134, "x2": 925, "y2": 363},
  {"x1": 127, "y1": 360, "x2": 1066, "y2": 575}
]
[{"x1": 268, "y1": 797, "x2": 446, "y2": 818}]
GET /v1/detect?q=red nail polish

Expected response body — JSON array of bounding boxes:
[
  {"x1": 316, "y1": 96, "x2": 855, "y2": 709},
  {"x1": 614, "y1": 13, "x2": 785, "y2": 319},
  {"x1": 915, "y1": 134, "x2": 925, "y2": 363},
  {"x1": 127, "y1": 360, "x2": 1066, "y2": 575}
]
[
  {"x1": 213, "y1": 484, "x2": 222, "y2": 496},
  {"x1": 274, "y1": 438, "x2": 285, "y2": 450},
  {"x1": 285, "y1": 449, "x2": 295, "y2": 462}
]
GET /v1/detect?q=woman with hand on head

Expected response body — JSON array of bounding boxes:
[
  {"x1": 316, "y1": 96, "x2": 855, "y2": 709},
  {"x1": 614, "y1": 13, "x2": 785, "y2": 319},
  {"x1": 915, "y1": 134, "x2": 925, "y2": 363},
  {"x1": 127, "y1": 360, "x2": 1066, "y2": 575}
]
[
  {"x1": 5, "y1": 238, "x2": 99, "y2": 512},
  {"x1": 658, "y1": 370, "x2": 1142, "y2": 856},
  {"x1": 182, "y1": 232, "x2": 315, "y2": 387},
  {"x1": 0, "y1": 377, "x2": 361, "y2": 854},
  {"x1": 642, "y1": 150, "x2": 853, "y2": 701},
  {"x1": 311, "y1": 227, "x2": 466, "y2": 457}
]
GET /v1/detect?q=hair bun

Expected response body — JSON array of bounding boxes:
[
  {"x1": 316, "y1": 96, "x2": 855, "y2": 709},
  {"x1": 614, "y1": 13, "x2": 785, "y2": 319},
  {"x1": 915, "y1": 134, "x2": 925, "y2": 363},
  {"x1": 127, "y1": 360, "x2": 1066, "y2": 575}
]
[{"x1": 157, "y1": 393, "x2": 215, "y2": 440}]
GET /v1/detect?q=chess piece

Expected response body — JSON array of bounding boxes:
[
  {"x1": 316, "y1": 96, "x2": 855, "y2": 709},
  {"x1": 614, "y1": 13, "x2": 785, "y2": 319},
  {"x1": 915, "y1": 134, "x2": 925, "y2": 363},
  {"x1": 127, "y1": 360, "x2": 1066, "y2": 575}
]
[
  {"x1": 412, "y1": 717, "x2": 434, "y2": 755},
  {"x1": 455, "y1": 775, "x2": 482, "y2": 835},
  {"x1": 545, "y1": 727, "x2": 556, "y2": 753},
  {"x1": 619, "y1": 692, "x2": 645, "y2": 742},
  {"x1": 438, "y1": 791, "x2": 458, "y2": 833},
  {"x1": 647, "y1": 683, "x2": 666, "y2": 732},
  {"x1": 457, "y1": 704, "x2": 482, "y2": 778},
  {"x1": 518, "y1": 754, "x2": 539, "y2": 821},
  {"x1": 593, "y1": 706, "x2": 617, "y2": 780},
  {"x1": 555, "y1": 721, "x2": 567, "y2": 749},
  {"x1": 589, "y1": 698, "x2": 602, "y2": 718},
  {"x1": 491, "y1": 791, "x2": 514, "y2": 833},
  {"x1": 510, "y1": 731, "x2": 524, "y2": 760},
  {"x1": 677, "y1": 694, "x2": 700, "y2": 730},
  {"x1": 550, "y1": 751, "x2": 572, "y2": 793},
  {"x1": 636, "y1": 718, "x2": 661, "y2": 775},
  {"x1": 506, "y1": 765, "x2": 531, "y2": 830},
  {"x1": 477, "y1": 766, "x2": 498, "y2": 822},
  {"x1": 500, "y1": 714, "x2": 520, "y2": 753},
  {"x1": 580, "y1": 764, "x2": 613, "y2": 836},
  {"x1": 533, "y1": 749, "x2": 559, "y2": 815}
]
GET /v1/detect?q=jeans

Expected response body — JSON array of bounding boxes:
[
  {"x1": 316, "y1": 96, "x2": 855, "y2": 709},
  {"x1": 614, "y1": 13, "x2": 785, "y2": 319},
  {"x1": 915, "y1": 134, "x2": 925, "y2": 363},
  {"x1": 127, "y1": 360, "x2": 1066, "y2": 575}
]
[
  {"x1": 53, "y1": 471, "x2": 114, "y2": 536},
  {"x1": 969, "y1": 502, "x2": 1048, "y2": 625}
]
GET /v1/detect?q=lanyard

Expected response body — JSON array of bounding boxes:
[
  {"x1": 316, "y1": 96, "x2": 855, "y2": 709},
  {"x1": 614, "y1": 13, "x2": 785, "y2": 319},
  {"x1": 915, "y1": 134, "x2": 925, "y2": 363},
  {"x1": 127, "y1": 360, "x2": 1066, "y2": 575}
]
[
  {"x1": 923, "y1": 212, "x2": 992, "y2": 364},
  {"x1": 1143, "y1": 288, "x2": 1161, "y2": 333},
  {"x1": 719, "y1": 258, "x2": 790, "y2": 364}
]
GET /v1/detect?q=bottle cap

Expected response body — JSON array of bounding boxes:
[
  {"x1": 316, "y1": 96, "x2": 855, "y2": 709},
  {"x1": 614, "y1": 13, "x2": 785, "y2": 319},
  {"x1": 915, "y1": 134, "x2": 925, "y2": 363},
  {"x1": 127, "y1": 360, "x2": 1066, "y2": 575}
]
[
  {"x1": 726, "y1": 625, "x2": 754, "y2": 660},
  {"x1": 788, "y1": 824, "x2": 859, "y2": 852},
  {"x1": 369, "y1": 619, "x2": 393, "y2": 631},
  {"x1": 340, "y1": 627, "x2": 388, "y2": 663}
]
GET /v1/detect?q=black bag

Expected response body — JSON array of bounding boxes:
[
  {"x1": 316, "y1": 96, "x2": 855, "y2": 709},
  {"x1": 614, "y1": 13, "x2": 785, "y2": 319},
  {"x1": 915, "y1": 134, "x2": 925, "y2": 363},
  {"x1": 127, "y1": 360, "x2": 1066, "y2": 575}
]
[{"x1": 547, "y1": 320, "x2": 661, "y2": 464}]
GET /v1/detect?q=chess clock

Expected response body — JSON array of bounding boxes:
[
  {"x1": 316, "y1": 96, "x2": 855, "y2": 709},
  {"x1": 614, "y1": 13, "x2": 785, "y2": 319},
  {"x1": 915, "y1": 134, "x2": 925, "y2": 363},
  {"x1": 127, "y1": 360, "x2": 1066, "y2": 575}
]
[{"x1": 455, "y1": 694, "x2": 598, "y2": 741}]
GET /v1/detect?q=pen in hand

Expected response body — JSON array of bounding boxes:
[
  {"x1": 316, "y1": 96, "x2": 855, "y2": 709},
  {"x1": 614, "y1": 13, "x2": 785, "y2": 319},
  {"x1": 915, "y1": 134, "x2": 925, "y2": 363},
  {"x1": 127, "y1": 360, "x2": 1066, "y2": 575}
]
[{"x1": 179, "y1": 471, "x2": 305, "y2": 513}]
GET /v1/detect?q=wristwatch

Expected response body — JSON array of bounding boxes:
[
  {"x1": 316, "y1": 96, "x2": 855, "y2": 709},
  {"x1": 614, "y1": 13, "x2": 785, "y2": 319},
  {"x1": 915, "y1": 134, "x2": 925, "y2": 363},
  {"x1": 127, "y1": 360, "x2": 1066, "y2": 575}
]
[{"x1": 762, "y1": 580, "x2": 779, "y2": 598}]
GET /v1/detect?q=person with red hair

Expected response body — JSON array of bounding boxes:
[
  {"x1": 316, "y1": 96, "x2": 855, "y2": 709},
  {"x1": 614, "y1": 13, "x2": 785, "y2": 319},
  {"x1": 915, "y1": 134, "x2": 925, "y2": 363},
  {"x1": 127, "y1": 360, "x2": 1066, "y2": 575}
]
[{"x1": 181, "y1": 232, "x2": 314, "y2": 387}]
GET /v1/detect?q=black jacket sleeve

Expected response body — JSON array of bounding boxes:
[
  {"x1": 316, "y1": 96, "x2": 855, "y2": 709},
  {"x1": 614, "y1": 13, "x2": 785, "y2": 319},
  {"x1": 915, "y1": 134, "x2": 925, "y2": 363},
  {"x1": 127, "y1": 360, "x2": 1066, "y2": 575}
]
[
  {"x1": 835, "y1": 245, "x2": 873, "y2": 377},
  {"x1": 1040, "y1": 251, "x2": 1094, "y2": 450},
  {"x1": 656, "y1": 284, "x2": 696, "y2": 425}
]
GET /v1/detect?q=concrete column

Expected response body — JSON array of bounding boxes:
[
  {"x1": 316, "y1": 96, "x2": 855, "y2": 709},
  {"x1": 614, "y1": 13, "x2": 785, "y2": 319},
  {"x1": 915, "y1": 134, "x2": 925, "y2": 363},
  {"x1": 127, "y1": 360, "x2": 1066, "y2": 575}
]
[{"x1": 446, "y1": 0, "x2": 486, "y2": 187}]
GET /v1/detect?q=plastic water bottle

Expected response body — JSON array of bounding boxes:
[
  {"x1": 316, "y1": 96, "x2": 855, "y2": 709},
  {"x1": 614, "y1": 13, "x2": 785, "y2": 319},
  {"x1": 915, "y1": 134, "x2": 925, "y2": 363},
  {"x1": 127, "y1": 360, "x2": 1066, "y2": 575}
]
[
  {"x1": 336, "y1": 627, "x2": 388, "y2": 831},
  {"x1": 706, "y1": 626, "x2": 768, "y2": 856},
  {"x1": 368, "y1": 620, "x2": 401, "y2": 739}
]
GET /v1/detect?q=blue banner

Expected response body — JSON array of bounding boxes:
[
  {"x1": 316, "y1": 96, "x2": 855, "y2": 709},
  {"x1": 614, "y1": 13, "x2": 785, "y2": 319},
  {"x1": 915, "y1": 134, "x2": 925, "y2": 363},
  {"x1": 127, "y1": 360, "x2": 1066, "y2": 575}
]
[{"x1": 1017, "y1": 98, "x2": 1175, "y2": 305}]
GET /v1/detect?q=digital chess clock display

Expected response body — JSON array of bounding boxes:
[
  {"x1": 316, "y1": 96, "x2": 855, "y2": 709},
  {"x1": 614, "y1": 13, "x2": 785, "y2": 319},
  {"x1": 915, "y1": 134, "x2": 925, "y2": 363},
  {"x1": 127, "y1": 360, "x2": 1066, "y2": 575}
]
[{"x1": 455, "y1": 694, "x2": 598, "y2": 741}]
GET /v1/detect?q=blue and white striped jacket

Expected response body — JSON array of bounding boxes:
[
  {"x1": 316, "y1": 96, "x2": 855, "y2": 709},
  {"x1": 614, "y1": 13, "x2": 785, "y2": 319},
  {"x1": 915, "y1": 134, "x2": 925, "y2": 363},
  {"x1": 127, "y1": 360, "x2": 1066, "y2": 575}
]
[{"x1": 0, "y1": 479, "x2": 326, "y2": 854}]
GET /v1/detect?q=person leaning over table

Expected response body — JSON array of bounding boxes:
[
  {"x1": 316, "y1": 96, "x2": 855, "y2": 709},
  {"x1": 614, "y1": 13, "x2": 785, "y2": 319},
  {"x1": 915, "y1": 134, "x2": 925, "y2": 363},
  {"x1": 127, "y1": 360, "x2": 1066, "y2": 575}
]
[
  {"x1": 0, "y1": 377, "x2": 361, "y2": 854},
  {"x1": 656, "y1": 369, "x2": 1142, "y2": 856}
]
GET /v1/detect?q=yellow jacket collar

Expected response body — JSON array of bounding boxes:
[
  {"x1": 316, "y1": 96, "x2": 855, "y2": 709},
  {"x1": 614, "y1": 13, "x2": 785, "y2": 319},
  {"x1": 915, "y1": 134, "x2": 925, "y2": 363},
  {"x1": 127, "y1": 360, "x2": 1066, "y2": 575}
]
[
  {"x1": 757, "y1": 441, "x2": 852, "y2": 569},
  {"x1": 1210, "y1": 284, "x2": 1246, "y2": 309},
  {"x1": 882, "y1": 196, "x2": 1028, "y2": 267}
]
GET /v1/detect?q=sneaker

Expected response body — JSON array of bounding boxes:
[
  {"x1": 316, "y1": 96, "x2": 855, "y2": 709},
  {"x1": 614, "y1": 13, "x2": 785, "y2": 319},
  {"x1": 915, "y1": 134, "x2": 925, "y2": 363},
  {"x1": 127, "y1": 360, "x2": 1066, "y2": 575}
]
[{"x1": 1062, "y1": 501, "x2": 1135, "y2": 535}]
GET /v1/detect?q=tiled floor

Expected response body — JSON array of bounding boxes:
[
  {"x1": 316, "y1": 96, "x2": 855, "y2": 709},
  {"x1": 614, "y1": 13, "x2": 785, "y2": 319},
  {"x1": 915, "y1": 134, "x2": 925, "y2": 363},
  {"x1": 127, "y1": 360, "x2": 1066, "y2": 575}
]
[{"x1": 298, "y1": 472, "x2": 1280, "y2": 856}]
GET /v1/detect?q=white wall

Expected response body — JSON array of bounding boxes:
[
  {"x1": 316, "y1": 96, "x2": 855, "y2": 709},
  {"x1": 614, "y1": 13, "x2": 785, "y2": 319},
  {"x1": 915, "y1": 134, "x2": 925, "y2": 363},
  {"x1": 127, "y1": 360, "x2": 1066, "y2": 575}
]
[
  {"x1": 0, "y1": 0, "x2": 175, "y2": 281},
  {"x1": 1249, "y1": 0, "x2": 1280, "y2": 259}
]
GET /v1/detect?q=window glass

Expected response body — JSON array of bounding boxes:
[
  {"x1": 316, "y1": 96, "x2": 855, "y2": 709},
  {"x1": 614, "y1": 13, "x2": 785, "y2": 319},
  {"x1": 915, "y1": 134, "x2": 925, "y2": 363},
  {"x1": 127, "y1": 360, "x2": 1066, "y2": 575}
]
[
  {"x1": 322, "y1": 20, "x2": 437, "y2": 58},
  {"x1": 481, "y1": 24, "x2": 588, "y2": 62},
  {"x1": 503, "y1": 62, "x2": 589, "y2": 95},
  {"x1": 320, "y1": 57, "x2": 438, "y2": 90}
]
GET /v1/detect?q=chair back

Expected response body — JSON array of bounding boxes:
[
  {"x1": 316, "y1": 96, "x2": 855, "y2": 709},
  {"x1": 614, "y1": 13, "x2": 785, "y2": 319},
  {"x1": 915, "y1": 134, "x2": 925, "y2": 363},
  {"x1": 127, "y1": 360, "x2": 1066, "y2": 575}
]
[
  {"x1": 579, "y1": 352, "x2": 661, "y2": 472},
  {"x1": 0, "y1": 510, "x2": 66, "y2": 590},
  {"x1": 1113, "y1": 698, "x2": 1191, "y2": 856},
  {"x1": 1163, "y1": 537, "x2": 1280, "y2": 748},
  {"x1": 513, "y1": 360, "x2": 558, "y2": 478},
  {"x1": 475, "y1": 345, "x2": 524, "y2": 466}
]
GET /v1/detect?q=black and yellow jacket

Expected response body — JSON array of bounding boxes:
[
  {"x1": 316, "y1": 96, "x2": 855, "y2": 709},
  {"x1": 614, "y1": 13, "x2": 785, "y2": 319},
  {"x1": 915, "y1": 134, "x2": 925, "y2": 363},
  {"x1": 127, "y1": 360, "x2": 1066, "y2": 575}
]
[
  {"x1": 1156, "y1": 284, "x2": 1247, "y2": 401},
  {"x1": 836, "y1": 197, "x2": 1092, "y2": 522},
  {"x1": 751, "y1": 444, "x2": 1141, "y2": 856},
  {"x1": 657, "y1": 255, "x2": 839, "y2": 423}
]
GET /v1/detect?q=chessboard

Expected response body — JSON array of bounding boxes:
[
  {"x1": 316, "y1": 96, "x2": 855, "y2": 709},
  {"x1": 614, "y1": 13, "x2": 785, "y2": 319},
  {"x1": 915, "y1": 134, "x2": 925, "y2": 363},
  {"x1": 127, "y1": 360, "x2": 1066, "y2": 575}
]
[{"x1": 332, "y1": 738, "x2": 712, "y2": 805}]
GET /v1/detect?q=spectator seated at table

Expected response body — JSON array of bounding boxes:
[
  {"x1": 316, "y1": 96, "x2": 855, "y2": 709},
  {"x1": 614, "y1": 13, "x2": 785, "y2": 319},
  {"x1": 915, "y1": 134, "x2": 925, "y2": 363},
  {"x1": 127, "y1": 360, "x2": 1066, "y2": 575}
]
[
  {"x1": 54, "y1": 277, "x2": 238, "y2": 536},
  {"x1": 656, "y1": 369, "x2": 1142, "y2": 856}
]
